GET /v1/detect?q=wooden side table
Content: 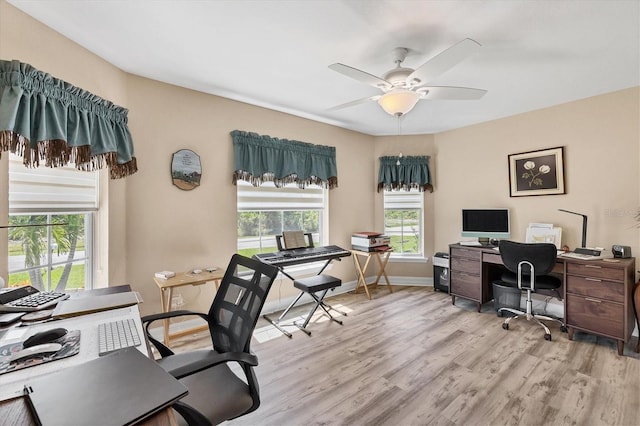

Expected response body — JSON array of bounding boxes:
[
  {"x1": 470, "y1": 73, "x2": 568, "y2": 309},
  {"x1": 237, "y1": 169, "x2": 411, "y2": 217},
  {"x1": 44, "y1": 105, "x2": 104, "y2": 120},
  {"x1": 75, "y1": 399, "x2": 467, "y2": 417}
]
[
  {"x1": 350, "y1": 249, "x2": 393, "y2": 299},
  {"x1": 153, "y1": 269, "x2": 224, "y2": 346}
]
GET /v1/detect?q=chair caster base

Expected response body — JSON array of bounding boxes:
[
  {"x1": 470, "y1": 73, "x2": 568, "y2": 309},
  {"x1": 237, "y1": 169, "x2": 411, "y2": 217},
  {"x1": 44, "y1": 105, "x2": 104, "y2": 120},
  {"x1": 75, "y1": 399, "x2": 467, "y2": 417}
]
[
  {"x1": 544, "y1": 333, "x2": 552, "y2": 341},
  {"x1": 560, "y1": 325, "x2": 568, "y2": 333},
  {"x1": 502, "y1": 323, "x2": 509, "y2": 330}
]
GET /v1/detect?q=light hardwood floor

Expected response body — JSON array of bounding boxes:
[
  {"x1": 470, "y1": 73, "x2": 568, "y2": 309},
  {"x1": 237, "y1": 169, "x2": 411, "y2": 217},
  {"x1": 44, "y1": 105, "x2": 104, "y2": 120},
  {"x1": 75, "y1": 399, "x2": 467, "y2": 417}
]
[{"x1": 170, "y1": 286, "x2": 640, "y2": 426}]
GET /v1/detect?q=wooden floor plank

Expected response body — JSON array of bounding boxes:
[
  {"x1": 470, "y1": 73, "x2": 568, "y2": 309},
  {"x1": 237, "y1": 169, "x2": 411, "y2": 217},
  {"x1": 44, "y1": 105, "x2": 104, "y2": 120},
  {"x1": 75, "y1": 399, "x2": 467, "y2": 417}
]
[{"x1": 168, "y1": 286, "x2": 640, "y2": 425}]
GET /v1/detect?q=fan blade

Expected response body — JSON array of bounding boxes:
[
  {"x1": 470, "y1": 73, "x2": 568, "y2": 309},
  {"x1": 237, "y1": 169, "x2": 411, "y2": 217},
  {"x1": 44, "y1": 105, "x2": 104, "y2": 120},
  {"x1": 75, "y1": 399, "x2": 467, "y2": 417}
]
[
  {"x1": 327, "y1": 95, "x2": 381, "y2": 111},
  {"x1": 407, "y1": 38, "x2": 481, "y2": 86},
  {"x1": 419, "y1": 86, "x2": 487, "y2": 100},
  {"x1": 329, "y1": 63, "x2": 392, "y2": 90}
]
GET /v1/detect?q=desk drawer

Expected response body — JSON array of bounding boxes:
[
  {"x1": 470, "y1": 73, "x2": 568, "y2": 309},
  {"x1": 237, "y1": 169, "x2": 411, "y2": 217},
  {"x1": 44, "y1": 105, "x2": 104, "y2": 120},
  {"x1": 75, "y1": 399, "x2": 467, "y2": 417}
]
[
  {"x1": 451, "y1": 247, "x2": 482, "y2": 260},
  {"x1": 566, "y1": 275, "x2": 624, "y2": 303},
  {"x1": 566, "y1": 262, "x2": 624, "y2": 281},
  {"x1": 451, "y1": 271, "x2": 482, "y2": 299},
  {"x1": 566, "y1": 294, "x2": 623, "y2": 338},
  {"x1": 483, "y1": 252, "x2": 503, "y2": 265},
  {"x1": 451, "y1": 257, "x2": 481, "y2": 274}
]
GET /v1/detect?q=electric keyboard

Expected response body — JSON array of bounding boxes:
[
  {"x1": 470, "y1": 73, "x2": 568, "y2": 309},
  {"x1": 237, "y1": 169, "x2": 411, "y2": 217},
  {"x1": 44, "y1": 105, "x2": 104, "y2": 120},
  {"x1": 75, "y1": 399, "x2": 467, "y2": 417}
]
[{"x1": 253, "y1": 245, "x2": 351, "y2": 267}]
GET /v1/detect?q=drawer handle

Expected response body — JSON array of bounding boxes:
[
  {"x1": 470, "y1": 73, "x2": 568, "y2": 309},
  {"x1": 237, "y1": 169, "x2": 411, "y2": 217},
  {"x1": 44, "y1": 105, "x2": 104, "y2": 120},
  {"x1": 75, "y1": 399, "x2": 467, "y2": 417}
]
[
  {"x1": 584, "y1": 265, "x2": 602, "y2": 269},
  {"x1": 585, "y1": 297, "x2": 601, "y2": 303},
  {"x1": 585, "y1": 277, "x2": 602, "y2": 282}
]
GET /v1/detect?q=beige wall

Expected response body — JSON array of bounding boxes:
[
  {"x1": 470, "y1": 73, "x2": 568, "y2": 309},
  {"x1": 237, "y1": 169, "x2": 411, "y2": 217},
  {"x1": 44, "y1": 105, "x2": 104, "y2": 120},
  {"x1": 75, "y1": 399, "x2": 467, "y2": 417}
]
[
  {"x1": 434, "y1": 87, "x2": 640, "y2": 256},
  {"x1": 0, "y1": 1, "x2": 129, "y2": 288},
  {"x1": 124, "y1": 75, "x2": 374, "y2": 314},
  {"x1": 1, "y1": 1, "x2": 639, "y2": 318}
]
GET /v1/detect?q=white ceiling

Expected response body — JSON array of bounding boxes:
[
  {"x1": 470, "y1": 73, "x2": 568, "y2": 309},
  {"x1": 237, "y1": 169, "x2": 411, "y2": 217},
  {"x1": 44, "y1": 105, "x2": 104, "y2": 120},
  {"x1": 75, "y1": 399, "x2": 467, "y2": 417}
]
[{"x1": 8, "y1": 0, "x2": 640, "y2": 136}]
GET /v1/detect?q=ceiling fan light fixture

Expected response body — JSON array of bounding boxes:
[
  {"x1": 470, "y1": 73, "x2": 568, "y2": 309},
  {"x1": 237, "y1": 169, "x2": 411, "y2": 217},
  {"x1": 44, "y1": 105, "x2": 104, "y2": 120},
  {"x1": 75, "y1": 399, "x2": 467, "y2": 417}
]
[{"x1": 378, "y1": 89, "x2": 420, "y2": 116}]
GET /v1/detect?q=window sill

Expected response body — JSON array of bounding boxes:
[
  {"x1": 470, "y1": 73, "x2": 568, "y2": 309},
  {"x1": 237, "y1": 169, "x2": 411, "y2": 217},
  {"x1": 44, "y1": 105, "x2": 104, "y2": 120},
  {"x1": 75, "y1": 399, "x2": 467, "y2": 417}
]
[{"x1": 388, "y1": 256, "x2": 429, "y2": 264}]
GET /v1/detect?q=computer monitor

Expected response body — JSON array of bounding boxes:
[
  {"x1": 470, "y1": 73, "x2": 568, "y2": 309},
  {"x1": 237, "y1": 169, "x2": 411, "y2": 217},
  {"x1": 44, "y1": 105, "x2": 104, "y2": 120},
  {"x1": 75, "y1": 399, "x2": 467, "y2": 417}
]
[{"x1": 461, "y1": 209, "x2": 511, "y2": 243}]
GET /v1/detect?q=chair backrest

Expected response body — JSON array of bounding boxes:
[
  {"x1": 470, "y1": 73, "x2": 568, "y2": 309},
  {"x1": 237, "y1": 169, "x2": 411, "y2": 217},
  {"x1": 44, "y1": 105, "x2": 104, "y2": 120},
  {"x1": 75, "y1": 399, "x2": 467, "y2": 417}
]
[
  {"x1": 499, "y1": 240, "x2": 557, "y2": 277},
  {"x1": 208, "y1": 254, "x2": 279, "y2": 354}
]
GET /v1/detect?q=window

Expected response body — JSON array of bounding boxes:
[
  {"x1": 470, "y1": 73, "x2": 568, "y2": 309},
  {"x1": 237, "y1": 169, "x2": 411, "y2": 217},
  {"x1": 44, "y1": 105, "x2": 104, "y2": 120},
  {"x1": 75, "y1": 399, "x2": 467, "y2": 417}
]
[
  {"x1": 237, "y1": 181, "x2": 326, "y2": 257},
  {"x1": 383, "y1": 189, "x2": 423, "y2": 257},
  {"x1": 7, "y1": 153, "x2": 96, "y2": 292}
]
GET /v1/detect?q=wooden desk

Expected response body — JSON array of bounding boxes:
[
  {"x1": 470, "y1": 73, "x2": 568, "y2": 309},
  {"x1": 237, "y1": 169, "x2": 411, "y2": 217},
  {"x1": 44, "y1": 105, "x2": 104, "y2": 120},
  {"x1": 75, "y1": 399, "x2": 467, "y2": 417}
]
[
  {"x1": 153, "y1": 269, "x2": 224, "y2": 347},
  {"x1": 0, "y1": 396, "x2": 176, "y2": 425},
  {"x1": 449, "y1": 244, "x2": 636, "y2": 355},
  {"x1": 351, "y1": 249, "x2": 393, "y2": 299}
]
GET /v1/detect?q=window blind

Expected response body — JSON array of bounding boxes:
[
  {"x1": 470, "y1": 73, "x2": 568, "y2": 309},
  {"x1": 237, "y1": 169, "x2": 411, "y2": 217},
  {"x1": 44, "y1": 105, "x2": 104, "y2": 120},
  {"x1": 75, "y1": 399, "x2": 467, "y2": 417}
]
[
  {"x1": 383, "y1": 189, "x2": 423, "y2": 210},
  {"x1": 237, "y1": 180, "x2": 324, "y2": 211},
  {"x1": 9, "y1": 153, "x2": 98, "y2": 213}
]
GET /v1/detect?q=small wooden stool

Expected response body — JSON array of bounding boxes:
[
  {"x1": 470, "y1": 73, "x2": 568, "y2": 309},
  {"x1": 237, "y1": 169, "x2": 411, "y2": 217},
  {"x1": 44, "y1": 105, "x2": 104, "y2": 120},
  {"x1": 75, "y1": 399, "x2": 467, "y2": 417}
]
[{"x1": 292, "y1": 274, "x2": 346, "y2": 336}]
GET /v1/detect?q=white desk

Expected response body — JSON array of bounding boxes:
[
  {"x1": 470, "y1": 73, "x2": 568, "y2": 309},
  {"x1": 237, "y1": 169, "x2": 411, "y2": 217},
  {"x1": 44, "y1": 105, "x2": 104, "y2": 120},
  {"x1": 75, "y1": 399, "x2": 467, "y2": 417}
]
[{"x1": 0, "y1": 305, "x2": 146, "y2": 401}]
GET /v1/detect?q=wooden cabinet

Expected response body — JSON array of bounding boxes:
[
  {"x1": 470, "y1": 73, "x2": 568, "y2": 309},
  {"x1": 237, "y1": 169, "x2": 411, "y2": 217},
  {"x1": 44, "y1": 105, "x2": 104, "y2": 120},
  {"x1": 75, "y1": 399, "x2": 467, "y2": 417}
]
[
  {"x1": 448, "y1": 243, "x2": 636, "y2": 355},
  {"x1": 564, "y1": 258, "x2": 635, "y2": 355},
  {"x1": 449, "y1": 245, "x2": 488, "y2": 312}
]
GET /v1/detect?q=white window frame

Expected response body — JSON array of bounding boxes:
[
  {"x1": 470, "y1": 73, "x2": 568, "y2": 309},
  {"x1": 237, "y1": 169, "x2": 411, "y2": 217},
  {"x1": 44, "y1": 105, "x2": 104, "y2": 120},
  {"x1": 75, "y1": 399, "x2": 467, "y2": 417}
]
[
  {"x1": 8, "y1": 153, "x2": 97, "y2": 291},
  {"x1": 383, "y1": 189, "x2": 424, "y2": 260},
  {"x1": 237, "y1": 180, "x2": 328, "y2": 271}
]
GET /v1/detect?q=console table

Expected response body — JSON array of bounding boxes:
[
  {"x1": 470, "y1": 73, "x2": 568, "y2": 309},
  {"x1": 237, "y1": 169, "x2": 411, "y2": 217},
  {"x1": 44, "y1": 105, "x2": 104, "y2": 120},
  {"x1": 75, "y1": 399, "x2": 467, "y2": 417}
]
[
  {"x1": 153, "y1": 269, "x2": 224, "y2": 346},
  {"x1": 449, "y1": 244, "x2": 636, "y2": 355}
]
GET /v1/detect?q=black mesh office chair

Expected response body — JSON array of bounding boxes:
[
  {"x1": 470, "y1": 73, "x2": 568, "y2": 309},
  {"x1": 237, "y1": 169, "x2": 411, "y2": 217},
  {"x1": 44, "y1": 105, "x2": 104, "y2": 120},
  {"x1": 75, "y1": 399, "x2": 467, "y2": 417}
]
[
  {"x1": 142, "y1": 254, "x2": 279, "y2": 425},
  {"x1": 497, "y1": 240, "x2": 566, "y2": 341}
]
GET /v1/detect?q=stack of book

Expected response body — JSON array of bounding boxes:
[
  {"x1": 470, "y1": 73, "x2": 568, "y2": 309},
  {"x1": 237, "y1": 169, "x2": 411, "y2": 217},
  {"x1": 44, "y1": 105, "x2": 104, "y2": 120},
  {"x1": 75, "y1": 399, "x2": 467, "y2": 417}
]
[
  {"x1": 351, "y1": 232, "x2": 391, "y2": 252},
  {"x1": 154, "y1": 270, "x2": 176, "y2": 279}
]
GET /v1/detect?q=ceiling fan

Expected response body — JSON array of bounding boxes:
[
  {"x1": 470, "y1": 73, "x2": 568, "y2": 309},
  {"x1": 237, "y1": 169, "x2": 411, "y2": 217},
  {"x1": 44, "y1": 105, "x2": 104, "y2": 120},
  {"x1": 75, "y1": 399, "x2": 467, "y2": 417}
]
[{"x1": 328, "y1": 38, "x2": 487, "y2": 117}]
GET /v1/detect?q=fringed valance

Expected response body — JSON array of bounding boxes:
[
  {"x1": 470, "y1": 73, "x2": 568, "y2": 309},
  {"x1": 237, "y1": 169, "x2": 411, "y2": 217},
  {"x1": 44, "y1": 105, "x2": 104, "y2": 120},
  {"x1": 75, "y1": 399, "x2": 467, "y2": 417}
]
[
  {"x1": 0, "y1": 60, "x2": 137, "y2": 179},
  {"x1": 231, "y1": 130, "x2": 338, "y2": 189},
  {"x1": 377, "y1": 155, "x2": 433, "y2": 192}
]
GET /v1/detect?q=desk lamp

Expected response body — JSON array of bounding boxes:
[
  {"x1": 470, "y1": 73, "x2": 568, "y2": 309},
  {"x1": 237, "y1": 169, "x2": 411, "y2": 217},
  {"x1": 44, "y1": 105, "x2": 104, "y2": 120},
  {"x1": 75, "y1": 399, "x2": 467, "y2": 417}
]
[
  {"x1": 558, "y1": 209, "x2": 604, "y2": 256},
  {"x1": 558, "y1": 209, "x2": 587, "y2": 247}
]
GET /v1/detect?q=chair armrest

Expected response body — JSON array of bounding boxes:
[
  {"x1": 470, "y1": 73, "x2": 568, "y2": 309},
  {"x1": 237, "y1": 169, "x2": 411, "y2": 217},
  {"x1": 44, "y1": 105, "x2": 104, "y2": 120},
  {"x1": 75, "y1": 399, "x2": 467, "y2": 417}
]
[
  {"x1": 141, "y1": 310, "x2": 209, "y2": 358},
  {"x1": 172, "y1": 401, "x2": 212, "y2": 426},
  {"x1": 141, "y1": 309, "x2": 208, "y2": 325},
  {"x1": 166, "y1": 351, "x2": 258, "y2": 379}
]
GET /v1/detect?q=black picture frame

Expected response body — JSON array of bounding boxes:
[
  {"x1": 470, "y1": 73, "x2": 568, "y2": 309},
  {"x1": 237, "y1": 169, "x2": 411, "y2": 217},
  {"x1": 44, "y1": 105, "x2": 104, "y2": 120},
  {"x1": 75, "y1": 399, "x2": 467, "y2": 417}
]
[{"x1": 508, "y1": 146, "x2": 565, "y2": 197}]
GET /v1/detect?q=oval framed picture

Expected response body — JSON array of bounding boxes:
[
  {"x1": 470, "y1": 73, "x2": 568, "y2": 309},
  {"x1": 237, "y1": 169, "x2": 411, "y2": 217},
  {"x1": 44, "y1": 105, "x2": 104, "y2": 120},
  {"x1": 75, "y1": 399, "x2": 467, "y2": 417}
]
[{"x1": 171, "y1": 149, "x2": 202, "y2": 190}]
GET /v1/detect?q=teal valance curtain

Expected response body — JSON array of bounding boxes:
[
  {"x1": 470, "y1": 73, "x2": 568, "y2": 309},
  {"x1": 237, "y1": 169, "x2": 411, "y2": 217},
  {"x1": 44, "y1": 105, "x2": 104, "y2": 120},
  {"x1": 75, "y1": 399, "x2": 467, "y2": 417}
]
[
  {"x1": 0, "y1": 60, "x2": 137, "y2": 179},
  {"x1": 231, "y1": 130, "x2": 338, "y2": 189},
  {"x1": 378, "y1": 155, "x2": 433, "y2": 192}
]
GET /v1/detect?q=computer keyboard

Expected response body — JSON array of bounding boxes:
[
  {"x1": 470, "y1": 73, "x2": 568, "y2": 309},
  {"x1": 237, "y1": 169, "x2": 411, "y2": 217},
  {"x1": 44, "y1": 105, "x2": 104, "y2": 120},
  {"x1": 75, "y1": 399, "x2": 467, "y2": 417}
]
[
  {"x1": 98, "y1": 318, "x2": 142, "y2": 356},
  {"x1": 558, "y1": 252, "x2": 605, "y2": 260}
]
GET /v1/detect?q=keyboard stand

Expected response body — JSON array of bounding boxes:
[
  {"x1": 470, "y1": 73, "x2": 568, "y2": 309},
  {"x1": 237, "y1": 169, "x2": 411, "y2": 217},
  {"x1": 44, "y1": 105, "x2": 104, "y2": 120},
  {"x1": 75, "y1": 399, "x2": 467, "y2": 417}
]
[{"x1": 261, "y1": 256, "x2": 343, "y2": 338}]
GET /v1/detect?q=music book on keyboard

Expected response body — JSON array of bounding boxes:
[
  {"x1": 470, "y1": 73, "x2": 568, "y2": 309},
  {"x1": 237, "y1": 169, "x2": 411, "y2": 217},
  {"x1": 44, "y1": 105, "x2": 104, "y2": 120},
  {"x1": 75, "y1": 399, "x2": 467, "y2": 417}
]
[
  {"x1": 282, "y1": 231, "x2": 307, "y2": 249},
  {"x1": 24, "y1": 347, "x2": 188, "y2": 426}
]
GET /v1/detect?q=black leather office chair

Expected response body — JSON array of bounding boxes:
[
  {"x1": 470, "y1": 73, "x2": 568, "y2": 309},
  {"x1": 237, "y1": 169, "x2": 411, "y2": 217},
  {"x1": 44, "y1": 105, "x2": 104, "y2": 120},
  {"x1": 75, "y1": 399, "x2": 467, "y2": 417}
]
[
  {"x1": 142, "y1": 254, "x2": 279, "y2": 425},
  {"x1": 497, "y1": 240, "x2": 566, "y2": 340}
]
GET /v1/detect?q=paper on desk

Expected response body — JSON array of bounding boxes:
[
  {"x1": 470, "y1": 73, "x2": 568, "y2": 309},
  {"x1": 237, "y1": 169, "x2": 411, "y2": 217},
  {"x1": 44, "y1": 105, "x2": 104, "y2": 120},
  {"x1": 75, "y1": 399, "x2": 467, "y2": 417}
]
[{"x1": 525, "y1": 223, "x2": 562, "y2": 249}]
